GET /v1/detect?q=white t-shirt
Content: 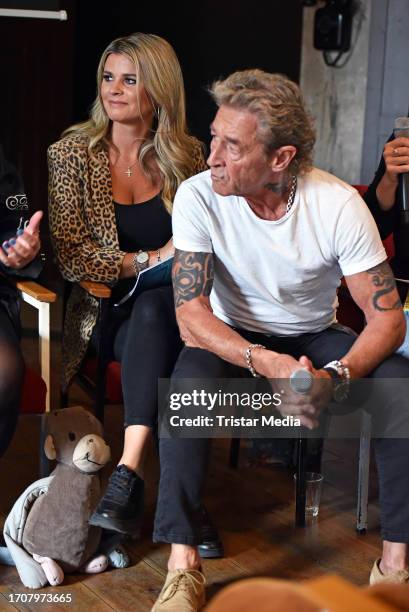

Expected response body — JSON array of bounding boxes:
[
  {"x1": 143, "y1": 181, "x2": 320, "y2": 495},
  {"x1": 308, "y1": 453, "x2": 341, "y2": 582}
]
[{"x1": 172, "y1": 168, "x2": 386, "y2": 336}]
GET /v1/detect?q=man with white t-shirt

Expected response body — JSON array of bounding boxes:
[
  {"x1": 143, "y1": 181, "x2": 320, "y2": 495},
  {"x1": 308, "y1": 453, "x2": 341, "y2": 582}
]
[{"x1": 151, "y1": 70, "x2": 409, "y2": 612}]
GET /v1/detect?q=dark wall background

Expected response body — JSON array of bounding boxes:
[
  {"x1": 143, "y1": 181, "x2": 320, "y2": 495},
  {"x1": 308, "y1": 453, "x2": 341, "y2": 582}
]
[
  {"x1": 0, "y1": 0, "x2": 75, "y2": 215},
  {"x1": 73, "y1": 1, "x2": 303, "y2": 148},
  {"x1": 0, "y1": 0, "x2": 302, "y2": 219}
]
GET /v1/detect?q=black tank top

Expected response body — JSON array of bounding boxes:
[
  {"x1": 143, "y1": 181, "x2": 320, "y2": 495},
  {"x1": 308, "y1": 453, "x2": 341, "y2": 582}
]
[
  {"x1": 112, "y1": 194, "x2": 172, "y2": 303},
  {"x1": 114, "y1": 193, "x2": 172, "y2": 252}
]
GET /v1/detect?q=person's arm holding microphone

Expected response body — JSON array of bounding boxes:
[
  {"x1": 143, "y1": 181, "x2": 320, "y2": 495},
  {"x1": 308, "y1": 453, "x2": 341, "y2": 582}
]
[{"x1": 375, "y1": 118, "x2": 409, "y2": 212}]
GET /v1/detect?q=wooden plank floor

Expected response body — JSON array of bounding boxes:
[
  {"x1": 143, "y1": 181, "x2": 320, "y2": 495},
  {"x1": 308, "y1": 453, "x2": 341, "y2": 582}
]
[{"x1": 0, "y1": 307, "x2": 383, "y2": 611}]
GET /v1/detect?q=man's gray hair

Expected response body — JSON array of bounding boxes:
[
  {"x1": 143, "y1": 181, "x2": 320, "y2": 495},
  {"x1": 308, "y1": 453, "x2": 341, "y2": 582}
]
[{"x1": 210, "y1": 69, "x2": 316, "y2": 175}]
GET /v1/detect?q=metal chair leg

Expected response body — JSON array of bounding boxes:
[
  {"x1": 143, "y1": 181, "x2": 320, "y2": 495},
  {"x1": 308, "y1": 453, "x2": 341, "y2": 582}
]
[
  {"x1": 95, "y1": 297, "x2": 110, "y2": 423},
  {"x1": 295, "y1": 436, "x2": 307, "y2": 527},
  {"x1": 60, "y1": 390, "x2": 68, "y2": 408},
  {"x1": 229, "y1": 438, "x2": 241, "y2": 469},
  {"x1": 357, "y1": 411, "x2": 371, "y2": 534}
]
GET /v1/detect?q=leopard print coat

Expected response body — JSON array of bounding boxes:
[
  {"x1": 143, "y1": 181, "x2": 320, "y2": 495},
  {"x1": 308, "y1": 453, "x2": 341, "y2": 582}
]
[{"x1": 48, "y1": 133, "x2": 206, "y2": 391}]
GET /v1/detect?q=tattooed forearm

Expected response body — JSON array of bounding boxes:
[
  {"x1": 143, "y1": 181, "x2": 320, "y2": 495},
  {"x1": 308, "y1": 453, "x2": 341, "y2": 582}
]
[
  {"x1": 366, "y1": 261, "x2": 401, "y2": 311},
  {"x1": 172, "y1": 249, "x2": 214, "y2": 308}
]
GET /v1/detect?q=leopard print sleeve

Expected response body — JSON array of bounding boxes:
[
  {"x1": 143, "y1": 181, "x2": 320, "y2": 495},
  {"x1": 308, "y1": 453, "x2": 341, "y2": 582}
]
[{"x1": 48, "y1": 139, "x2": 126, "y2": 284}]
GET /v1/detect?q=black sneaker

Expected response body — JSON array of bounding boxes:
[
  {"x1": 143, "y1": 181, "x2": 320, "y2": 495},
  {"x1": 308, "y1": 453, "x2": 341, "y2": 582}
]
[
  {"x1": 198, "y1": 506, "x2": 224, "y2": 559},
  {"x1": 89, "y1": 464, "x2": 144, "y2": 535}
]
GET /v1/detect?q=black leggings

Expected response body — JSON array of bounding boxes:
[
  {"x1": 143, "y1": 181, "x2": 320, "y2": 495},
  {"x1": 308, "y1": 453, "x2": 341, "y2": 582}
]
[
  {"x1": 112, "y1": 286, "x2": 182, "y2": 428},
  {"x1": 153, "y1": 325, "x2": 409, "y2": 545},
  {"x1": 0, "y1": 303, "x2": 24, "y2": 457}
]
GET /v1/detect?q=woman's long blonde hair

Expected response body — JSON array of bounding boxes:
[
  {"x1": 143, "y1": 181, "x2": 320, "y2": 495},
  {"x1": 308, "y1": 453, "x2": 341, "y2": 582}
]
[{"x1": 63, "y1": 32, "x2": 202, "y2": 212}]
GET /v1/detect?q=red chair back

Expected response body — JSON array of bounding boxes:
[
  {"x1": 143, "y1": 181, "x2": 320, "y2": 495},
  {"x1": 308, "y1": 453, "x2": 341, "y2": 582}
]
[
  {"x1": 82, "y1": 358, "x2": 123, "y2": 404},
  {"x1": 20, "y1": 367, "x2": 47, "y2": 414},
  {"x1": 353, "y1": 184, "x2": 368, "y2": 197}
]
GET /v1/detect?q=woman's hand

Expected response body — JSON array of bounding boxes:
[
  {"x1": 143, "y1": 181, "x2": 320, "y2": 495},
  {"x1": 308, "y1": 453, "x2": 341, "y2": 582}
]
[
  {"x1": 120, "y1": 238, "x2": 175, "y2": 278},
  {"x1": 0, "y1": 211, "x2": 43, "y2": 270},
  {"x1": 383, "y1": 136, "x2": 409, "y2": 183},
  {"x1": 157, "y1": 238, "x2": 175, "y2": 262},
  {"x1": 376, "y1": 137, "x2": 409, "y2": 210}
]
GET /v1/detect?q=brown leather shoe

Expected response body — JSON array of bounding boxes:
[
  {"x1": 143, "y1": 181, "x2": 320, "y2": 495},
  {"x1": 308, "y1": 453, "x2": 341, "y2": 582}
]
[
  {"x1": 151, "y1": 569, "x2": 206, "y2": 611},
  {"x1": 370, "y1": 558, "x2": 409, "y2": 585}
]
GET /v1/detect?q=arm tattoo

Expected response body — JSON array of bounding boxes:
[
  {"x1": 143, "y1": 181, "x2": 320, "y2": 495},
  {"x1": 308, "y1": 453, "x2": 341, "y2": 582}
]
[
  {"x1": 172, "y1": 249, "x2": 214, "y2": 308},
  {"x1": 366, "y1": 261, "x2": 401, "y2": 311}
]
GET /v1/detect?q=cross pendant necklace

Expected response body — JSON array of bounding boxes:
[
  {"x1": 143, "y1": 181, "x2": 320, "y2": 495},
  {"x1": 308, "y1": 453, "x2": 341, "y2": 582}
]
[
  {"x1": 110, "y1": 148, "x2": 140, "y2": 177},
  {"x1": 124, "y1": 160, "x2": 139, "y2": 177}
]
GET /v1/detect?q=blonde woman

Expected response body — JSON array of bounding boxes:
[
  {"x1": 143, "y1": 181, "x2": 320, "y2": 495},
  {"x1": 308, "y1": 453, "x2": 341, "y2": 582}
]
[{"x1": 48, "y1": 34, "x2": 221, "y2": 555}]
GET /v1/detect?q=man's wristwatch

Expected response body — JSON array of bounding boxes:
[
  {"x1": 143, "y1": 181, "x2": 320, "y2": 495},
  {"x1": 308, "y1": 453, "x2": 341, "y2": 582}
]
[
  {"x1": 133, "y1": 250, "x2": 149, "y2": 275},
  {"x1": 323, "y1": 360, "x2": 351, "y2": 403}
]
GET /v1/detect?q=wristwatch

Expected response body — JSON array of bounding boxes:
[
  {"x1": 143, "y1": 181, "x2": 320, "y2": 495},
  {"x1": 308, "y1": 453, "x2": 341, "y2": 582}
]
[
  {"x1": 323, "y1": 360, "x2": 351, "y2": 403},
  {"x1": 133, "y1": 250, "x2": 149, "y2": 275}
]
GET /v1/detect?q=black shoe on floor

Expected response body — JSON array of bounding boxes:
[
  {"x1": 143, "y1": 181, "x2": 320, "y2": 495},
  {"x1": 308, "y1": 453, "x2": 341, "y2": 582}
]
[
  {"x1": 89, "y1": 464, "x2": 144, "y2": 535},
  {"x1": 198, "y1": 506, "x2": 224, "y2": 559}
]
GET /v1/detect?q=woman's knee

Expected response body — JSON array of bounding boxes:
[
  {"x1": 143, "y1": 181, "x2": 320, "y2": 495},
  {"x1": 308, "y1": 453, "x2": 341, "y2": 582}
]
[{"x1": 130, "y1": 288, "x2": 173, "y2": 327}]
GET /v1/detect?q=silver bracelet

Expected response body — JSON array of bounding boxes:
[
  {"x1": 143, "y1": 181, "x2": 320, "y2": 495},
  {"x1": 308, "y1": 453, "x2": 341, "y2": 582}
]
[
  {"x1": 323, "y1": 359, "x2": 351, "y2": 402},
  {"x1": 245, "y1": 343, "x2": 265, "y2": 377},
  {"x1": 324, "y1": 360, "x2": 350, "y2": 381}
]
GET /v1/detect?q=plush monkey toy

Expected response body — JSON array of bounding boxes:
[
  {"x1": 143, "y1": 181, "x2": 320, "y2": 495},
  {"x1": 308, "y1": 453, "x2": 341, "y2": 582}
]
[{"x1": 1, "y1": 406, "x2": 129, "y2": 588}]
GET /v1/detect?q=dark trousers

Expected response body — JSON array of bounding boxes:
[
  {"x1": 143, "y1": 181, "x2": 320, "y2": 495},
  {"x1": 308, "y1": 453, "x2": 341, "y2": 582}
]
[
  {"x1": 113, "y1": 286, "x2": 182, "y2": 428},
  {"x1": 153, "y1": 324, "x2": 409, "y2": 544},
  {"x1": 0, "y1": 303, "x2": 24, "y2": 457}
]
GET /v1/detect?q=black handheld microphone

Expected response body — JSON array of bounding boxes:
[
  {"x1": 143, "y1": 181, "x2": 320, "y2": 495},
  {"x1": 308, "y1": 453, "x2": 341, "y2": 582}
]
[{"x1": 393, "y1": 117, "x2": 409, "y2": 260}]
